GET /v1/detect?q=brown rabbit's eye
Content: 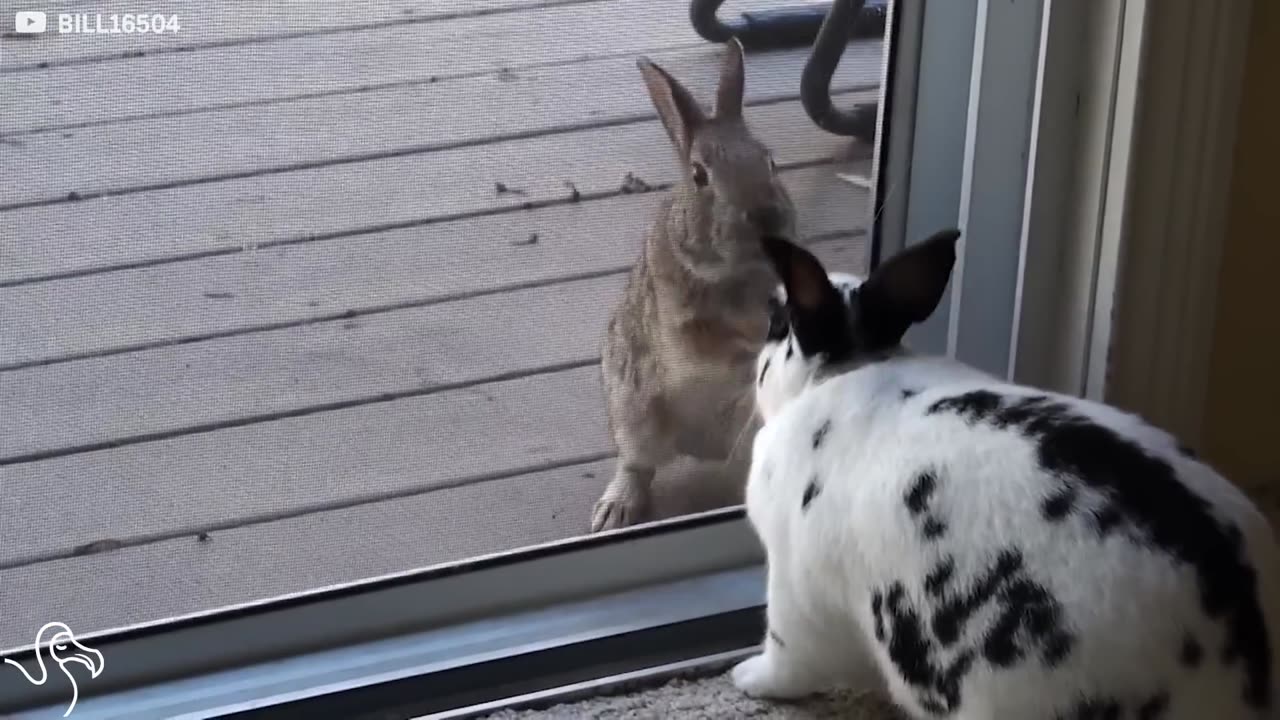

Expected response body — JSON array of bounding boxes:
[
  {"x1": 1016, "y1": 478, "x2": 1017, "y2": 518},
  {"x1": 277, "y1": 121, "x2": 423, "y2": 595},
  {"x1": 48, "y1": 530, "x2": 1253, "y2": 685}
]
[{"x1": 690, "y1": 162, "x2": 708, "y2": 187}]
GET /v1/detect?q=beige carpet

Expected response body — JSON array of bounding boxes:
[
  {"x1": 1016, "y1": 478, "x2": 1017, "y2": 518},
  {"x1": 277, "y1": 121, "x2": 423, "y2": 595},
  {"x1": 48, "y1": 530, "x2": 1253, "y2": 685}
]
[
  {"x1": 477, "y1": 650, "x2": 907, "y2": 720},
  {"x1": 482, "y1": 670, "x2": 904, "y2": 719}
]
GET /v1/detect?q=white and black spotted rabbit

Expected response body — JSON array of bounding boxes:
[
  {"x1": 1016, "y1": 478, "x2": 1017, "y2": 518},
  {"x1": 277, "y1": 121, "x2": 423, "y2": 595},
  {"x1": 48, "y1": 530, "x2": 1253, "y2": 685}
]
[{"x1": 733, "y1": 229, "x2": 1280, "y2": 719}]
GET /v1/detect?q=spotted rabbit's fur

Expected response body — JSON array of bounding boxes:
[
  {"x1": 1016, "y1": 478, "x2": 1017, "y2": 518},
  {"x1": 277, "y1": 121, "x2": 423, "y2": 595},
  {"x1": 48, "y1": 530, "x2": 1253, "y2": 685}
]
[
  {"x1": 592, "y1": 39, "x2": 796, "y2": 532},
  {"x1": 733, "y1": 231, "x2": 1280, "y2": 719}
]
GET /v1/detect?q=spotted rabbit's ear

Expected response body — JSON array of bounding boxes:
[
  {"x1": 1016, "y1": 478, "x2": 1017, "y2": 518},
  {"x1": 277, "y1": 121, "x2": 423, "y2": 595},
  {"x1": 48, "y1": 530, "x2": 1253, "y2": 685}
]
[
  {"x1": 855, "y1": 228, "x2": 960, "y2": 349},
  {"x1": 760, "y1": 236, "x2": 854, "y2": 360}
]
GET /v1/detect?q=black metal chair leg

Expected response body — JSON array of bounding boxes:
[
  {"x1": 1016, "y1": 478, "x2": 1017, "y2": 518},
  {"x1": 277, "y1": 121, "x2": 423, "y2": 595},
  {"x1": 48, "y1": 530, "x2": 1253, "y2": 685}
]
[
  {"x1": 689, "y1": 0, "x2": 886, "y2": 50},
  {"x1": 800, "y1": 0, "x2": 879, "y2": 141},
  {"x1": 690, "y1": 0, "x2": 832, "y2": 49},
  {"x1": 688, "y1": 0, "x2": 885, "y2": 140}
]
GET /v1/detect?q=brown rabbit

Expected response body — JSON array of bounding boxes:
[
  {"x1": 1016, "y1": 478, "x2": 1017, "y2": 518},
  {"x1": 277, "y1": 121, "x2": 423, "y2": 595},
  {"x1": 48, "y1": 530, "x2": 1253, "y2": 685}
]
[{"x1": 592, "y1": 39, "x2": 797, "y2": 532}]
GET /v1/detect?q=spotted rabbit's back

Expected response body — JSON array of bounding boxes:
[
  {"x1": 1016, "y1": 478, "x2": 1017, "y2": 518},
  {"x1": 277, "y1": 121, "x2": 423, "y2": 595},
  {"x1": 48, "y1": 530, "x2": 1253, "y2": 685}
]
[
  {"x1": 733, "y1": 232, "x2": 1280, "y2": 719},
  {"x1": 744, "y1": 358, "x2": 1280, "y2": 719}
]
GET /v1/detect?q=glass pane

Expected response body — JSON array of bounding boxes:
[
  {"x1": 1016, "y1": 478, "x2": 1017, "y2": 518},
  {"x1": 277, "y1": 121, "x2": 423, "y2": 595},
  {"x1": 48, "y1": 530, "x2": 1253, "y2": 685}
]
[{"x1": 0, "y1": 0, "x2": 890, "y2": 647}]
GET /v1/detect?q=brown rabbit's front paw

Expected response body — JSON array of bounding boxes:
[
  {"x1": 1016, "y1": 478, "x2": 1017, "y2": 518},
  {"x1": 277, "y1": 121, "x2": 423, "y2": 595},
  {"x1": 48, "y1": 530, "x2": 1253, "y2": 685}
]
[{"x1": 590, "y1": 486, "x2": 651, "y2": 533}]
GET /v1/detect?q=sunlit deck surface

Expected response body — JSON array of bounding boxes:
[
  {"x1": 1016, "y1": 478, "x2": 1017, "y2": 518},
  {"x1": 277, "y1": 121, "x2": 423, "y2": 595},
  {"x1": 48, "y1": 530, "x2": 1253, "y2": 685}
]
[{"x1": 0, "y1": 0, "x2": 879, "y2": 647}]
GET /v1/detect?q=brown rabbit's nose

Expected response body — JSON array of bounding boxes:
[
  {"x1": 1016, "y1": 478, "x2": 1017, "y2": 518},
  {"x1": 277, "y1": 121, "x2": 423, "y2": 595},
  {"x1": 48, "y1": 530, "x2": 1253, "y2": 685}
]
[{"x1": 748, "y1": 207, "x2": 786, "y2": 234}]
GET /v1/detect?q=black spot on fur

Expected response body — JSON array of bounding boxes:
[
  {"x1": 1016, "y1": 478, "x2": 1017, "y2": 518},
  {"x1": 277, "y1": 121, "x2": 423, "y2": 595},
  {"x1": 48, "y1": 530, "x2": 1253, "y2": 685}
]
[
  {"x1": 921, "y1": 516, "x2": 947, "y2": 540},
  {"x1": 1092, "y1": 506, "x2": 1124, "y2": 538},
  {"x1": 933, "y1": 549, "x2": 1026, "y2": 646},
  {"x1": 927, "y1": 390, "x2": 1272, "y2": 708},
  {"x1": 901, "y1": 388, "x2": 919, "y2": 400},
  {"x1": 981, "y1": 575, "x2": 1070, "y2": 668},
  {"x1": 1178, "y1": 443, "x2": 1198, "y2": 459},
  {"x1": 931, "y1": 548, "x2": 1074, "y2": 669},
  {"x1": 802, "y1": 478, "x2": 821, "y2": 512},
  {"x1": 1181, "y1": 633, "x2": 1203, "y2": 667},
  {"x1": 871, "y1": 590, "x2": 886, "y2": 642},
  {"x1": 786, "y1": 337, "x2": 794, "y2": 360},
  {"x1": 919, "y1": 698, "x2": 947, "y2": 715},
  {"x1": 877, "y1": 557, "x2": 1074, "y2": 714},
  {"x1": 903, "y1": 469, "x2": 948, "y2": 540},
  {"x1": 1041, "y1": 487, "x2": 1077, "y2": 521},
  {"x1": 936, "y1": 649, "x2": 975, "y2": 715},
  {"x1": 768, "y1": 629, "x2": 786, "y2": 649},
  {"x1": 930, "y1": 390, "x2": 1000, "y2": 421},
  {"x1": 905, "y1": 470, "x2": 937, "y2": 515},
  {"x1": 812, "y1": 419, "x2": 832, "y2": 449},
  {"x1": 878, "y1": 582, "x2": 980, "y2": 713},
  {"x1": 758, "y1": 357, "x2": 771, "y2": 386},
  {"x1": 1041, "y1": 631, "x2": 1075, "y2": 667},
  {"x1": 1137, "y1": 692, "x2": 1170, "y2": 720},
  {"x1": 924, "y1": 558, "x2": 955, "y2": 597},
  {"x1": 885, "y1": 585, "x2": 928, "y2": 679}
]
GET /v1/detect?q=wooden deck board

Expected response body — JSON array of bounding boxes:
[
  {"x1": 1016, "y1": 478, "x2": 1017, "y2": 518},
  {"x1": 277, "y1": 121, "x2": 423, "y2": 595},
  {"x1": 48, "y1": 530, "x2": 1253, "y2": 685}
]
[
  {"x1": 4, "y1": 237, "x2": 866, "y2": 461},
  {"x1": 3, "y1": 0, "x2": 804, "y2": 134},
  {"x1": 0, "y1": 0, "x2": 887, "y2": 647},
  {"x1": 0, "y1": 102, "x2": 872, "y2": 368},
  {"x1": 0, "y1": 364, "x2": 614, "y2": 568},
  {"x1": 0, "y1": 457, "x2": 619, "y2": 650},
  {"x1": 0, "y1": 273, "x2": 623, "y2": 461},
  {"x1": 1, "y1": 238, "x2": 864, "y2": 568},
  {"x1": 0, "y1": 41, "x2": 882, "y2": 206},
  {"x1": 1, "y1": 88, "x2": 874, "y2": 287},
  {"x1": 0, "y1": 451, "x2": 757, "y2": 651}
]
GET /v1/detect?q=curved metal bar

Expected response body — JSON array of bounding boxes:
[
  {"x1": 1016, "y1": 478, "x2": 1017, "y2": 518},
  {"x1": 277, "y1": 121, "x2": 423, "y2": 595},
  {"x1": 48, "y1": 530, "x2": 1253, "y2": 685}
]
[
  {"x1": 687, "y1": 0, "x2": 886, "y2": 139},
  {"x1": 689, "y1": 0, "x2": 734, "y2": 43},
  {"x1": 689, "y1": 0, "x2": 879, "y2": 51},
  {"x1": 801, "y1": 0, "x2": 880, "y2": 139}
]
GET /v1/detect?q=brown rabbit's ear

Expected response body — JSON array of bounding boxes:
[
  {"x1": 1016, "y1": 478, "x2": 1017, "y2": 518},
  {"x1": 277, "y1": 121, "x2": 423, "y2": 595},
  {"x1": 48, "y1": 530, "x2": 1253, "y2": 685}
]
[
  {"x1": 638, "y1": 56, "x2": 706, "y2": 157},
  {"x1": 715, "y1": 38, "x2": 745, "y2": 120}
]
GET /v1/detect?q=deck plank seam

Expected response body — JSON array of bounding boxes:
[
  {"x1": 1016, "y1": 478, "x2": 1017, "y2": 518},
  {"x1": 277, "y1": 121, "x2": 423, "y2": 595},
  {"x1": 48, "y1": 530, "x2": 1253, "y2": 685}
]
[
  {"x1": 0, "y1": 358, "x2": 600, "y2": 466},
  {"x1": 0, "y1": 451, "x2": 618, "y2": 570},
  {"x1": 0, "y1": 227, "x2": 864, "y2": 372},
  {"x1": 0, "y1": 88, "x2": 874, "y2": 211},
  {"x1": 1, "y1": 39, "x2": 721, "y2": 137},
  {"x1": 0, "y1": 154, "x2": 863, "y2": 288}
]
